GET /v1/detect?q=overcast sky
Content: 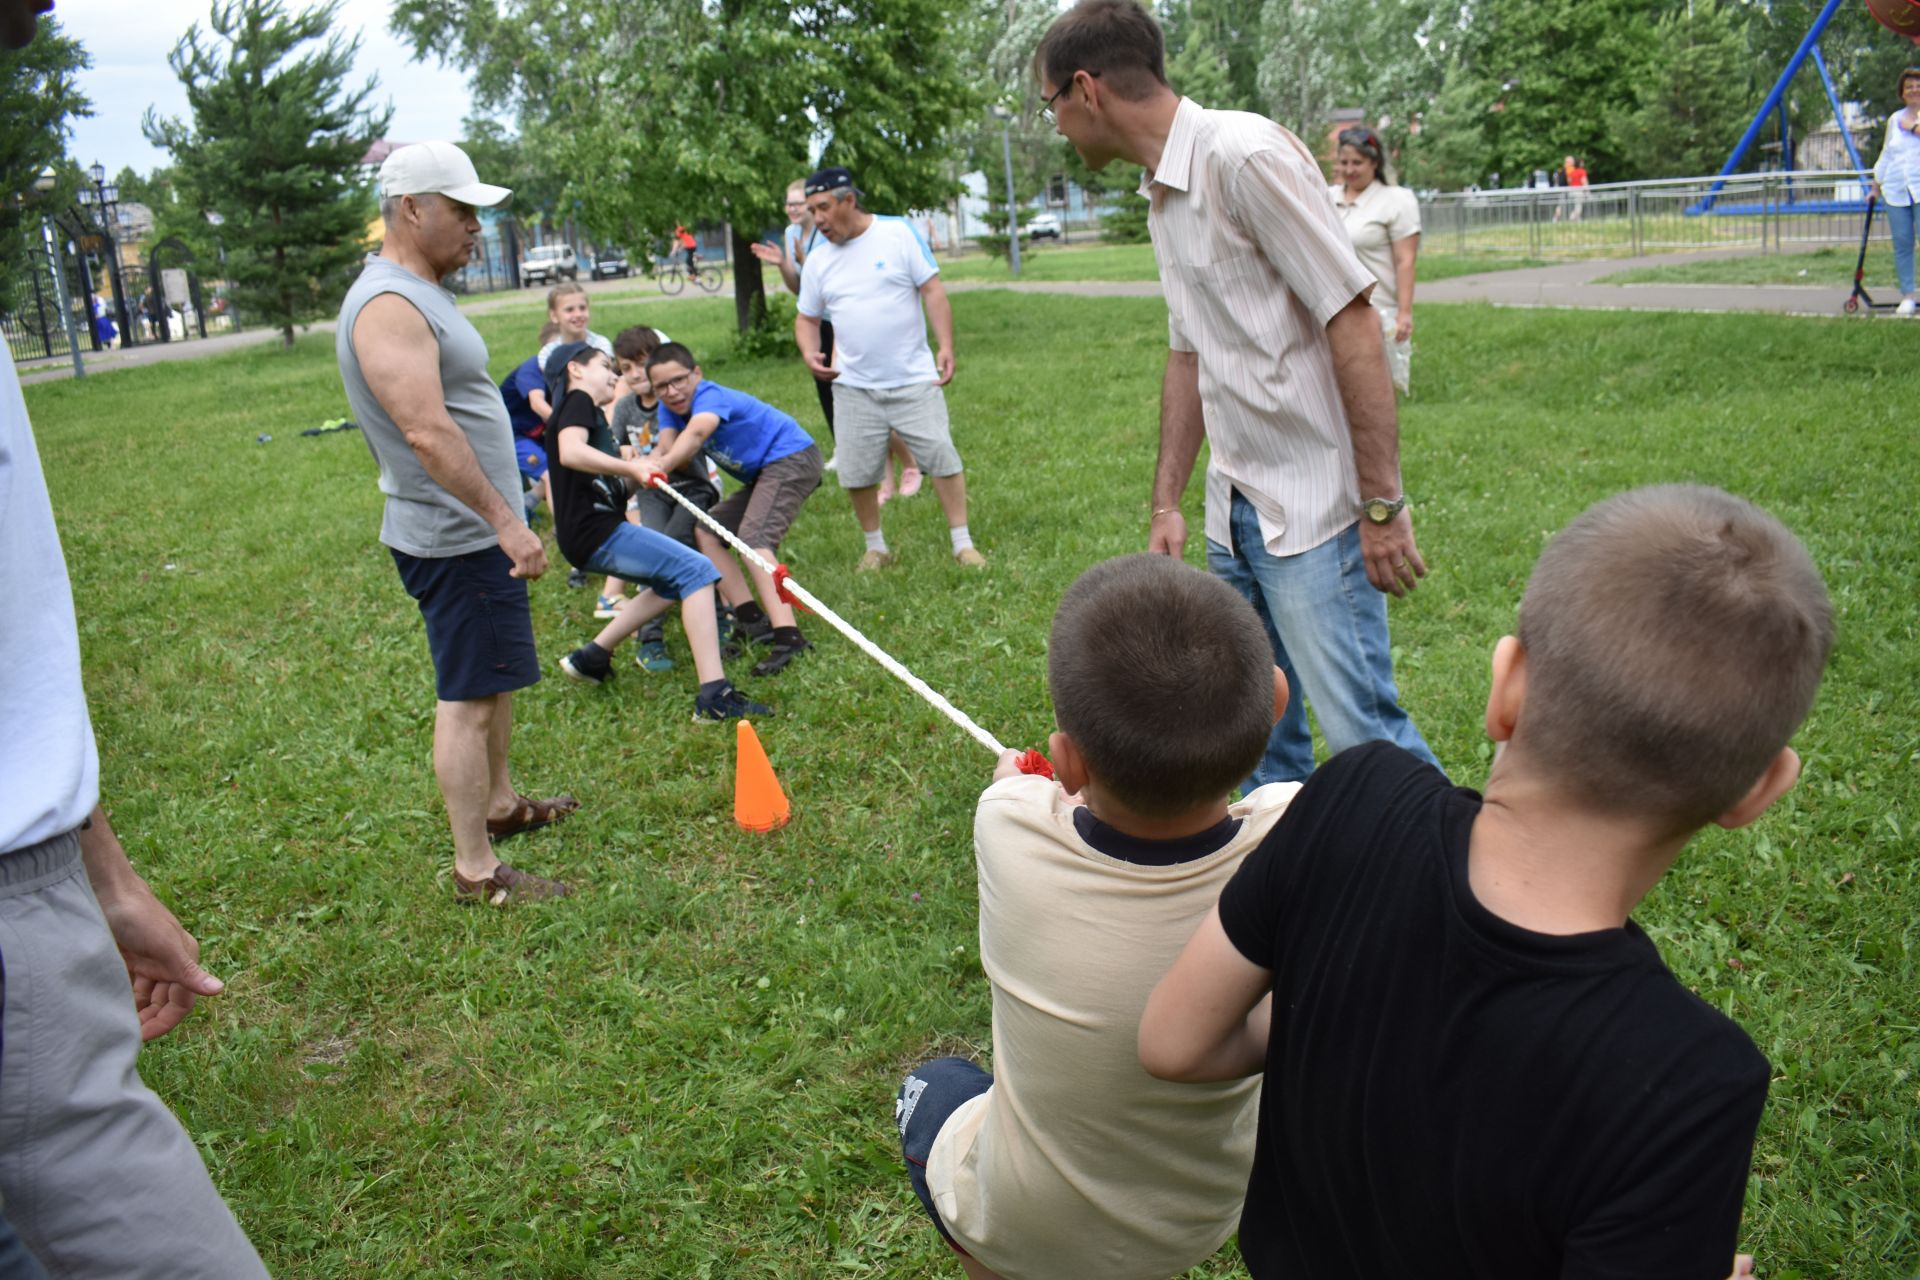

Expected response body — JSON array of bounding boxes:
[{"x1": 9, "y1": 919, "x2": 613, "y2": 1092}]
[{"x1": 54, "y1": 0, "x2": 479, "y2": 179}]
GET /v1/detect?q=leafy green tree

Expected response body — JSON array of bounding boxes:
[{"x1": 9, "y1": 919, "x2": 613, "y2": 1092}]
[
  {"x1": 0, "y1": 18, "x2": 91, "y2": 299},
  {"x1": 144, "y1": 0, "x2": 391, "y2": 347},
  {"x1": 1401, "y1": 60, "x2": 1495, "y2": 191},
  {"x1": 1449, "y1": 0, "x2": 1656, "y2": 182},
  {"x1": 1610, "y1": 1, "x2": 1755, "y2": 180},
  {"x1": 395, "y1": 0, "x2": 980, "y2": 335}
]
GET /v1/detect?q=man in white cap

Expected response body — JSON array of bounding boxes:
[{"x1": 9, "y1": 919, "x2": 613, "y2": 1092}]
[{"x1": 337, "y1": 141, "x2": 575, "y2": 905}]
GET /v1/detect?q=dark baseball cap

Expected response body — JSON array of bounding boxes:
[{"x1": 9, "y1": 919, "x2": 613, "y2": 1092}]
[
  {"x1": 543, "y1": 340, "x2": 595, "y2": 406},
  {"x1": 804, "y1": 166, "x2": 859, "y2": 198}
]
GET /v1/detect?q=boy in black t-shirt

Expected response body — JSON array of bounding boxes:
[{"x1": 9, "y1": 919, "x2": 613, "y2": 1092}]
[
  {"x1": 1140, "y1": 485, "x2": 1834, "y2": 1280},
  {"x1": 541, "y1": 342, "x2": 772, "y2": 723}
]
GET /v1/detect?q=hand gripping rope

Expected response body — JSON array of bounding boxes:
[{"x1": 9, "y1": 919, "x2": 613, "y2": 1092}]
[{"x1": 643, "y1": 475, "x2": 1054, "y2": 780}]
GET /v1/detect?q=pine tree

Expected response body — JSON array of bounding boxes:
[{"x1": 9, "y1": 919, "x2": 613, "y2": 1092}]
[
  {"x1": 144, "y1": 0, "x2": 391, "y2": 347},
  {"x1": 0, "y1": 19, "x2": 90, "y2": 298}
]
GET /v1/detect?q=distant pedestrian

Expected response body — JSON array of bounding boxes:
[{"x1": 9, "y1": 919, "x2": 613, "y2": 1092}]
[{"x1": 1870, "y1": 66, "x2": 1920, "y2": 315}]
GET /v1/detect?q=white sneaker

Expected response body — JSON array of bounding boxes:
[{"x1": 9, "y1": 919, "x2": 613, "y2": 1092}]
[
  {"x1": 822, "y1": 453, "x2": 838, "y2": 473},
  {"x1": 1898, "y1": 298, "x2": 1918, "y2": 317}
]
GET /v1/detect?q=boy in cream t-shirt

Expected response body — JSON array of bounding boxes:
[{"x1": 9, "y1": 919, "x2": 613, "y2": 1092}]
[{"x1": 894, "y1": 554, "x2": 1295, "y2": 1280}]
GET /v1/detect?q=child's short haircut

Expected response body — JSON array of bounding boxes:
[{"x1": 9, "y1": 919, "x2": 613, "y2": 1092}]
[
  {"x1": 1034, "y1": 0, "x2": 1170, "y2": 103},
  {"x1": 645, "y1": 341, "x2": 698, "y2": 373},
  {"x1": 1048, "y1": 554, "x2": 1273, "y2": 817},
  {"x1": 613, "y1": 326, "x2": 664, "y2": 366},
  {"x1": 538, "y1": 321, "x2": 561, "y2": 344},
  {"x1": 1517, "y1": 484, "x2": 1833, "y2": 827},
  {"x1": 546, "y1": 281, "x2": 586, "y2": 310}
]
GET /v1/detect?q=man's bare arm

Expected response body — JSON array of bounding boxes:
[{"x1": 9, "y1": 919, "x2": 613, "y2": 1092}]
[
  {"x1": 794, "y1": 311, "x2": 835, "y2": 380},
  {"x1": 353, "y1": 294, "x2": 544, "y2": 578},
  {"x1": 1325, "y1": 296, "x2": 1422, "y2": 596},
  {"x1": 1150, "y1": 349, "x2": 1205, "y2": 557},
  {"x1": 919, "y1": 276, "x2": 955, "y2": 385}
]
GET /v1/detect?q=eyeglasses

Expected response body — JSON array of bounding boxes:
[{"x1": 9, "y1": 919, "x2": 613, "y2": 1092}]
[
  {"x1": 653, "y1": 371, "x2": 695, "y2": 394},
  {"x1": 784, "y1": 200, "x2": 806, "y2": 209},
  {"x1": 1038, "y1": 71, "x2": 1099, "y2": 124}
]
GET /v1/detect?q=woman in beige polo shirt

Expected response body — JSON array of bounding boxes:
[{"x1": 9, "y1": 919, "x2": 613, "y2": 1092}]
[{"x1": 1329, "y1": 126, "x2": 1421, "y2": 393}]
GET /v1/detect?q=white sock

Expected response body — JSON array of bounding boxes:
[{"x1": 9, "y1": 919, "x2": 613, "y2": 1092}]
[
  {"x1": 864, "y1": 529, "x2": 889, "y2": 553},
  {"x1": 949, "y1": 525, "x2": 974, "y2": 553}
]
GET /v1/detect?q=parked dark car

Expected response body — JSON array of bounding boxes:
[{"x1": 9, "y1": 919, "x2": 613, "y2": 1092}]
[{"x1": 592, "y1": 249, "x2": 630, "y2": 280}]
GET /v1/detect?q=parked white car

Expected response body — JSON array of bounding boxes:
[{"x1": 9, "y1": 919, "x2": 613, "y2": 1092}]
[
  {"x1": 1024, "y1": 212, "x2": 1063, "y2": 240},
  {"x1": 520, "y1": 244, "x2": 579, "y2": 287}
]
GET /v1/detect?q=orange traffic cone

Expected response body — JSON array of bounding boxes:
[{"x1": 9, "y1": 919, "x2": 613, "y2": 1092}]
[{"x1": 734, "y1": 720, "x2": 791, "y2": 832}]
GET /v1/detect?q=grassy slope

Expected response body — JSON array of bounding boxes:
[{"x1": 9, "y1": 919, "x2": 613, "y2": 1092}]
[{"x1": 21, "y1": 293, "x2": 1918, "y2": 1278}]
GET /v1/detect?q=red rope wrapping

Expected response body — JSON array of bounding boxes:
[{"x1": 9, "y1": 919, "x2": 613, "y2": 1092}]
[
  {"x1": 1015, "y1": 749, "x2": 1055, "y2": 780},
  {"x1": 772, "y1": 564, "x2": 810, "y2": 613}
]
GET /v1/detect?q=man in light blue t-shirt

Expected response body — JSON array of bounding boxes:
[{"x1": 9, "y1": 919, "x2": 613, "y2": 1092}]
[{"x1": 795, "y1": 166, "x2": 986, "y2": 571}]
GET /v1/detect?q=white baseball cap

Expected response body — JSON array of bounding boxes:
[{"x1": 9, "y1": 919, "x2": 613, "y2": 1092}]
[{"x1": 377, "y1": 140, "x2": 511, "y2": 207}]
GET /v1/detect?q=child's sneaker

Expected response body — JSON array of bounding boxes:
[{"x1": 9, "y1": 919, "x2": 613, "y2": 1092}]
[
  {"x1": 560, "y1": 643, "x2": 614, "y2": 685},
  {"x1": 566, "y1": 567, "x2": 589, "y2": 589},
  {"x1": 722, "y1": 610, "x2": 774, "y2": 659},
  {"x1": 752, "y1": 636, "x2": 813, "y2": 677},
  {"x1": 636, "y1": 639, "x2": 675, "y2": 672},
  {"x1": 594, "y1": 593, "x2": 626, "y2": 620},
  {"x1": 693, "y1": 682, "x2": 775, "y2": 724}
]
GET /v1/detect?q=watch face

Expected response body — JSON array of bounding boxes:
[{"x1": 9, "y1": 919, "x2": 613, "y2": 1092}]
[{"x1": 1365, "y1": 499, "x2": 1389, "y2": 522}]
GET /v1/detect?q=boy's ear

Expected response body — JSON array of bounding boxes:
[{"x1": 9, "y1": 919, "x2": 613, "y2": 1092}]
[
  {"x1": 1271, "y1": 666, "x2": 1289, "y2": 724},
  {"x1": 1048, "y1": 730, "x2": 1090, "y2": 797},
  {"x1": 1714, "y1": 746, "x2": 1801, "y2": 830},
  {"x1": 1484, "y1": 635, "x2": 1525, "y2": 744}
]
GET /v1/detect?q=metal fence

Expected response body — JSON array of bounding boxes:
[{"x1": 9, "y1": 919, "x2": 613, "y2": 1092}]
[{"x1": 1420, "y1": 170, "x2": 1884, "y2": 258}]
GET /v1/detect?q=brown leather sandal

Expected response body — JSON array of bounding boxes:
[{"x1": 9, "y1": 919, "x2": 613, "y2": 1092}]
[
  {"x1": 485, "y1": 792, "x2": 581, "y2": 840},
  {"x1": 453, "y1": 861, "x2": 572, "y2": 906}
]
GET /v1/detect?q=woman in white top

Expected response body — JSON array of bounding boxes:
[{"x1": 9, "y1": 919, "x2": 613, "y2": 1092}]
[
  {"x1": 1329, "y1": 126, "x2": 1421, "y2": 392},
  {"x1": 1871, "y1": 67, "x2": 1920, "y2": 315}
]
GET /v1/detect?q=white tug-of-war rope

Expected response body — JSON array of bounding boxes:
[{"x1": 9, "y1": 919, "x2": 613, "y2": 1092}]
[{"x1": 644, "y1": 475, "x2": 1016, "y2": 760}]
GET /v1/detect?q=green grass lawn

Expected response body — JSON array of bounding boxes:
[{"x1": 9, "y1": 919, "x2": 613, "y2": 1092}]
[
  {"x1": 21, "y1": 292, "x2": 1919, "y2": 1277},
  {"x1": 1595, "y1": 243, "x2": 1906, "y2": 292},
  {"x1": 934, "y1": 239, "x2": 1547, "y2": 285}
]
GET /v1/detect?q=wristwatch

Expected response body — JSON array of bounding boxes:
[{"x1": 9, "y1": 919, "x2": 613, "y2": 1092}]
[{"x1": 1362, "y1": 495, "x2": 1408, "y2": 524}]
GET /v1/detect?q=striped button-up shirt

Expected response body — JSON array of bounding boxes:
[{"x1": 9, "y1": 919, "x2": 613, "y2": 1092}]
[{"x1": 1144, "y1": 98, "x2": 1375, "y2": 557}]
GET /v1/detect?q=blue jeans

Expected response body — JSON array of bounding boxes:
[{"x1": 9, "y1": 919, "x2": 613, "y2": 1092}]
[
  {"x1": 1888, "y1": 201, "x2": 1917, "y2": 296},
  {"x1": 584, "y1": 522, "x2": 719, "y2": 602},
  {"x1": 1206, "y1": 489, "x2": 1439, "y2": 787}
]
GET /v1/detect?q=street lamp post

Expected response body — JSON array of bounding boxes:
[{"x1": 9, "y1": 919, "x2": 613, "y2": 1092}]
[
  {"x1": 76, "y1": 161, "x2": 134, "y2": 346},
  {"x1": 31, "y1": 167, "x2": 84, "y2": 378},
  {"x1": 990, "y1": 104, "x2": 1022, "y2": 279}
]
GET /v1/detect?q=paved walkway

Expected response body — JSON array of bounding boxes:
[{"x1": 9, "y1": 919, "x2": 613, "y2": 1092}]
[
  {"x1": 16, "y1": 273, "x2": 710, "y2": 386},
  {"x1": 1416, "y1": 250, "x2": 1851, "y2": 318},
  {"x1": 15, "y1": 250, "x2": 1873, "y2": 386}
]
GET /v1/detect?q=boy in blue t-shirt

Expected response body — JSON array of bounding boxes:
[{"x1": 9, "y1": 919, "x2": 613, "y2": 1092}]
[
  {"x1": 499, "y1": 321, "x2": 560, "y2": 523},
  {"x1": 639, "y1": 342, "x2": 823, "y2": 677}
]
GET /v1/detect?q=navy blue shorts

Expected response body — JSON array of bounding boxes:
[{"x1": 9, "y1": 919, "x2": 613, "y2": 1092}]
[
  {"x1": 391, "y1": 545, "x2": 541, "y2": 701},
  {"x1": 896, "y1": 1056, "x2": 994, "y2": 1254}
]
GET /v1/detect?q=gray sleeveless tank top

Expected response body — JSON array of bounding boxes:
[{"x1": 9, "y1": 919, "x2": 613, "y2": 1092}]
[{"x1": 336, "y1": 256, "x2": 522, "y2": 558}]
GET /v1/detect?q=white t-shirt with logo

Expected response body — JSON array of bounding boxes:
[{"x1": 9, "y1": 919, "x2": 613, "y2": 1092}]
[{"x1": 796, "y1": 216, "x2": 938, "y2": 389}]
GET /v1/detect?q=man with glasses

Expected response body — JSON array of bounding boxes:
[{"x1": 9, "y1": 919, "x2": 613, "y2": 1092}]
[
  {"x1": 1034, "y1": 0, "x2": 1438, "y2": 790},
  {"x1": 793, "y1": 166, "x2": 985, "y2": 570}
]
